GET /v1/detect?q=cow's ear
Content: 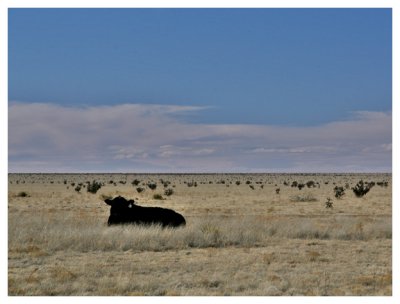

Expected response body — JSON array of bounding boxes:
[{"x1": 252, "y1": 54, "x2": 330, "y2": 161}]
[{"x1": 104, "y1": 198, "x2": 114, "y2": 206}]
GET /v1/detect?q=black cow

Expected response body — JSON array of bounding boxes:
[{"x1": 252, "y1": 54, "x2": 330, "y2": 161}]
[{"x1": 104, "y1": 196, "x2": 186, "y2": 227}]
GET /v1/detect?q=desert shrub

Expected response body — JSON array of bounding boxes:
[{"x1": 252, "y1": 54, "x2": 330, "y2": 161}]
[
  {"x1": 136, "y1": 187, "x2": 145, "y2": 193},
  {"x1": 74, "y1": 186, "x2": 81, "y2": 192},
  {"x1": 297, "y1": 183, "x2": 305, "y2": 190},
  {"x1": 87, "y1": 180, "x2": 102, "y2": 194},
  {"x1": 352, "y1": 180, "x2": 373, "y2": 197},
  {"x1": 306, "y1": 181, "x2": 315, "y2": 188},
  {"x1": 334, "y1": 186, "x2": 345, "y2": 199},
  {"x1": 249, "y1": 185, "x2": 255, "y2": 190},
  {"x1": 153, "y1": 194, "x2": 163, "y2": 200},
  {"x1": 377, "y1": 181, "x2": 388, "y2": 187},
  {"x1": 164, "y1": 188, "x2": 174, "y2": 196},
  {"x1": 17, "y1": 191, "x2": 28, "y2": 197},
  {"x1": 187, "y1": 181, "x2": 197, "y2": 187},
  {"x1": 245, "y1": 180, "x2": 251, "y2": 185},
  {"x1": 275, "y1": 188, "x2": 280, "y2": 194},
  {"x1": 325, "y1": 197, "x2": 333, "y2": 208},
  {"x1": 147, "y1": 182, "x2": 157, "y2": 190},
  {"x1": 131, "y1": 179, "x2": 141, "y2": 186},
  {"x1": 235, "y1": 181, "x2": 241, "y2": 186},
  {"x1": 291, "y1": 181, "x2": 298, "y2": 187}
]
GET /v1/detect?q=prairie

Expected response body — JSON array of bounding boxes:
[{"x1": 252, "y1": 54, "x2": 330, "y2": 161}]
[{"x1": 8, "y1": 173, "x2": 392, "y2": 296}]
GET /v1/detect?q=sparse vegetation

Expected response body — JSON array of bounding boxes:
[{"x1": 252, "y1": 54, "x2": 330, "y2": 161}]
[
  {"x1": 136, "y1": 187, "x2": 145, "y2": 193},
  {"x1": 87, "y1": 180, "x2": 103, "y2": 194},
  {"x1": 352, "y1": 180, "x2": 373, "y2": 197},
  {"x1": 131, "y1": 179, "x2": 141, "y2": 186},
  {"x1": 306, "y1": 181, "x2": 315, "y2": 188},
  {"x1": 334, "y1": 186, "x2": 345, "y2": 199},
  {"x1": 164, "y1": 188, "x2": 174, "y2": 196},
  {"x1": 8, "y1": 173, "x2": 392, "y2": 296},
  {"x1": 187, "y1": 181, "x2": 197, "y2": 187},
  {"x1": 147, "y1": 182, "x2": 157, "y2": 190},
  {"x1": 17, "y1": 191, "x2": 28, "y2": 197},
  {"x1": 325, "y1": 197, "x2": 333, "y2": 208},
  {"x1": 377, "y1": 181, "x2": 388, "y2": 187}
]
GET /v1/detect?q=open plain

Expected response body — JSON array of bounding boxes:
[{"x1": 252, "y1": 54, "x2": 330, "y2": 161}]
[{"x1": 8, "y1": 173, "x2": 392, "y2": 296}]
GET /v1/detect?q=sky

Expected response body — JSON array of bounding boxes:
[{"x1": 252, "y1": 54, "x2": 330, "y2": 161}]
[{"x1": 8, "y1": 8, "x2": 392, "y2": 173}]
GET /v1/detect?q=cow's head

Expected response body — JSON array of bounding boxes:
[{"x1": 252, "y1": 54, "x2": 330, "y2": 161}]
[{"x1": 104, "y1": 196, "x2": 136, "y2": 214}]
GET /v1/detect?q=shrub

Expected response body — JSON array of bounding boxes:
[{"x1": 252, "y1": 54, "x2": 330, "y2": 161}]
[
  {"x1": 306, "y1": 181, "x2": 315, "y2": 188},
  {"x1": 235, "y1": 181, "x2": 241, "y2": 186},
  {"x1": 325, "y1": 197, "x2": 333, "y2": 208},
  {"x1": 377, "y1": 181, "x2": 388, "y2": 187},
  {"x1": 187, "y1": 181, "x2": 197, "y2": 187},
  {"x1": 334, "y1": 186, "x2": 345, "y2": 199},
  {"x1": 164, "y1": 188, "x2": 174, "y2": 196},
  {"x1": 352, "y1": 180, "x2": 373, "y2": 197},
  {"x1": 17, "y1": 191, "x2": 28, "y2": 197},
  {"x1": 74, "y1": 186, "x2": 81, "y2": 193},
  {"x1": 131, "y1": 179, "x2": 141, "y2": 186},
  {"x1": 275, "y1": 188, "x2": 280, "y2": 194},
  {"x1": 87, "y1": 180, "x2": 102, "y2": 194},
  {"x1": 136, "y1": 187, "x2": 145, "y2": 193},
  {"x1": 153, "y1": 194, "x2": 163, "y2": 200},
  {"x1": 147, "y1": 182, "x2": 157, "y2": 190}
]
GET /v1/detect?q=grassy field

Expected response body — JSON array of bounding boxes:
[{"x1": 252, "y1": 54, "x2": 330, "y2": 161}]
[{"x1": 8, "y1": 173, "x2": 392, "y2": 296}]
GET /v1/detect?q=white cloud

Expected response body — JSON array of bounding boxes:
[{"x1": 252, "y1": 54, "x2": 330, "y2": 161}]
[{"x1": 8, "y1": 102, "x2": 392, "y2": 172}]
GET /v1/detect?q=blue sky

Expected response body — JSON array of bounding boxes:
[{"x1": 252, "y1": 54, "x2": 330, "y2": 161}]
[{"x1": 8, "y1": 8, "x2": 392, "y2": 172}]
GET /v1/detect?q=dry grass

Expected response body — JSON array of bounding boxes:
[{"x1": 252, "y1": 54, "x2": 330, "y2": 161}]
[{"x1": 8, "y1": 173, "x2": 392, "y2": 296}]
